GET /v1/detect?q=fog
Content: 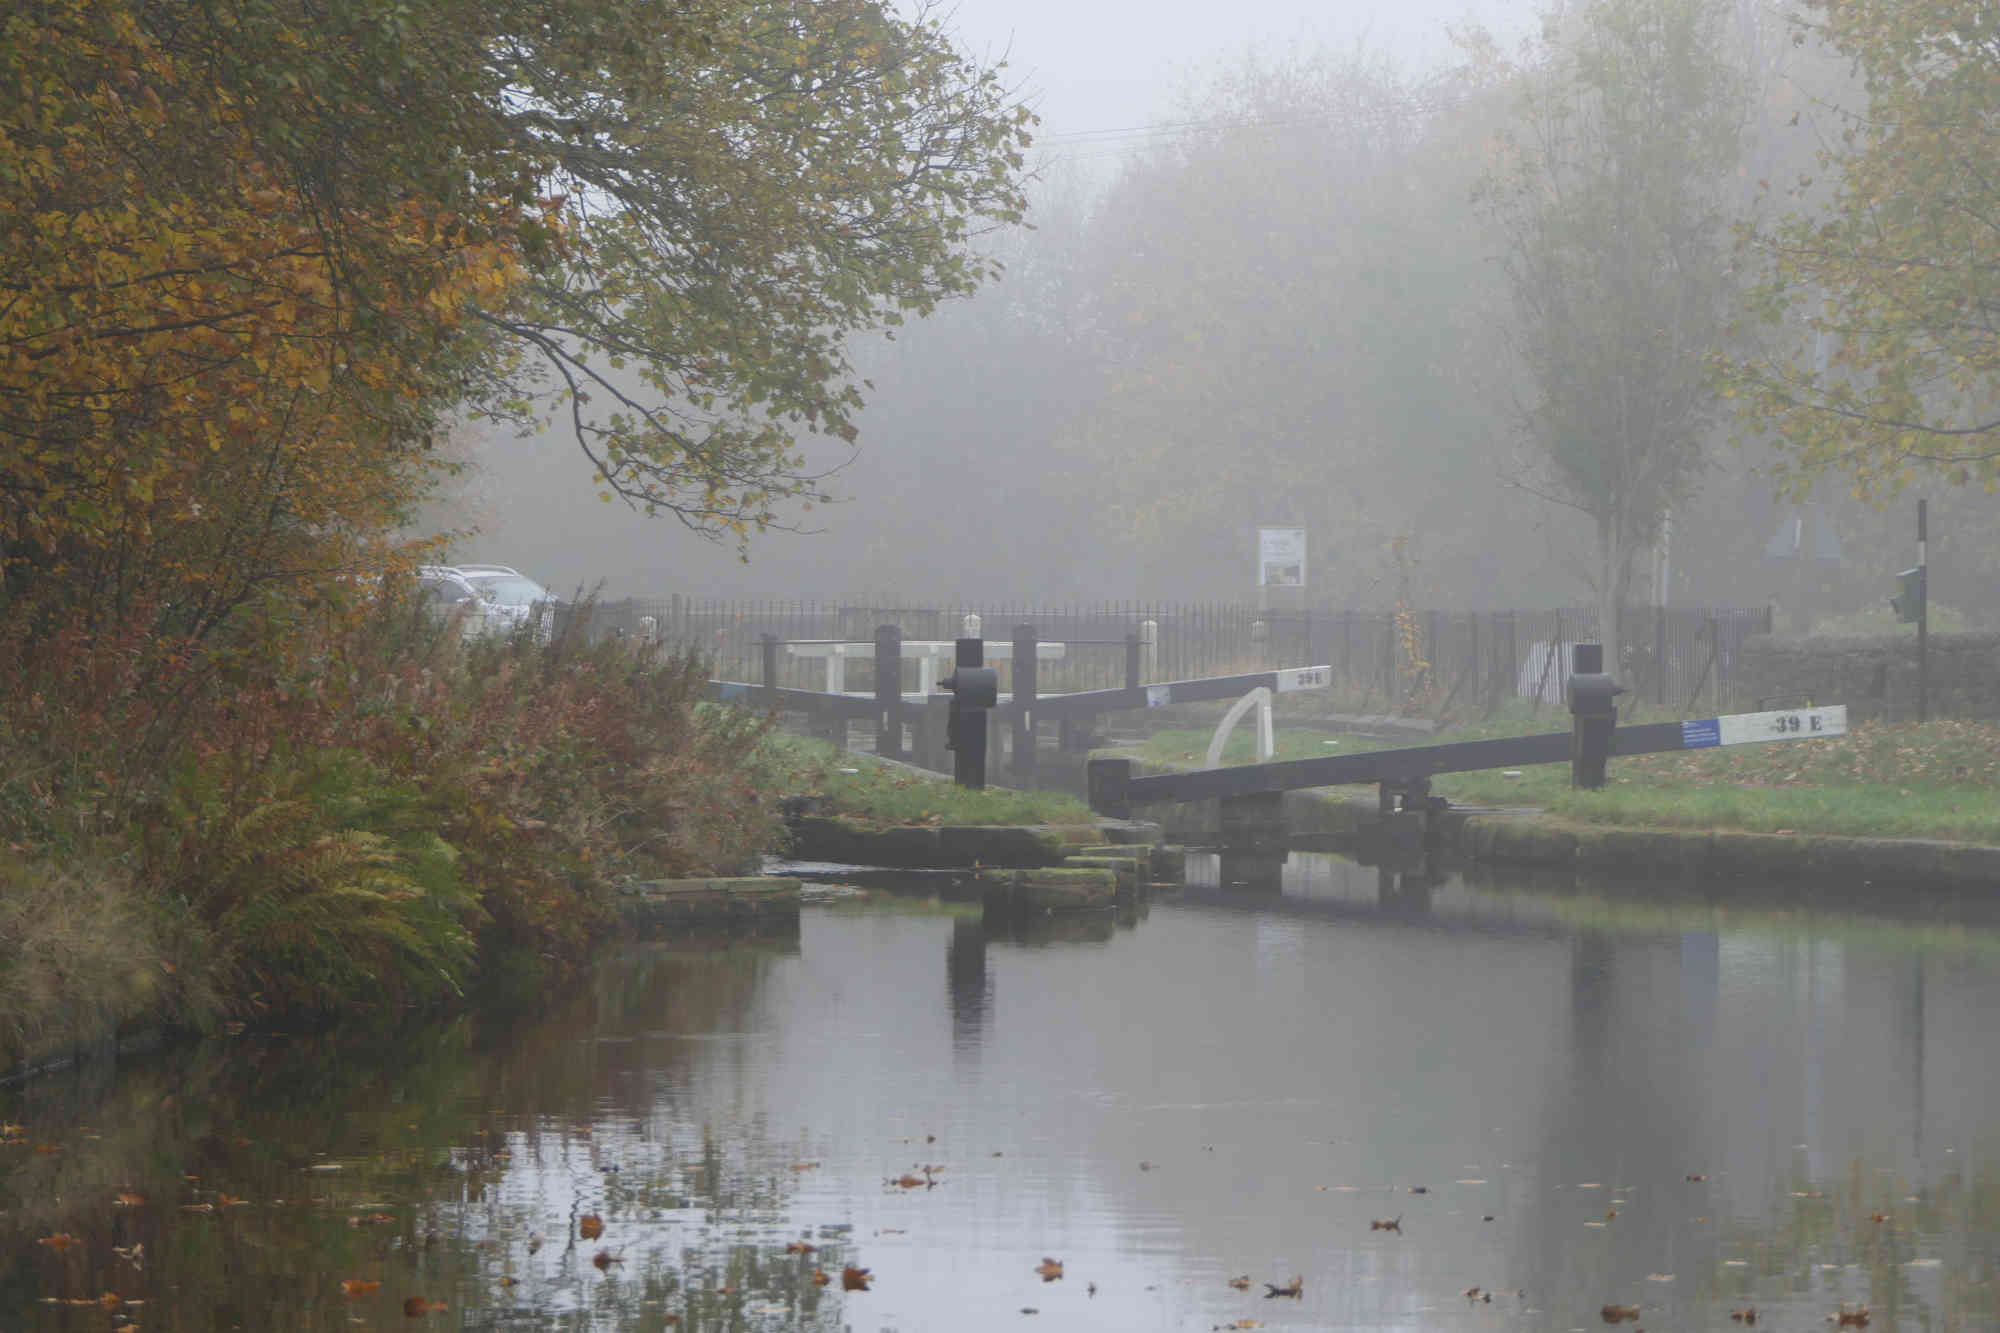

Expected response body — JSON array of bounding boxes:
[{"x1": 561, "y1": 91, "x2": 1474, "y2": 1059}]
[{"x1": 433, "y1": 0, "x2": 2000, "y2": 628}]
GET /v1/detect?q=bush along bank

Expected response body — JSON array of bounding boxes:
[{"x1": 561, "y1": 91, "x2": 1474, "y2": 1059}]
[{"x1": 0, "y1": 595, "x2": 786, "y2": 1076}]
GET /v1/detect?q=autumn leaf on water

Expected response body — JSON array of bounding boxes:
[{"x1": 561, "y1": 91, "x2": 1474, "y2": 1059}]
[
  {"x1": 38, "y1": 1233, "x2": 79, "y2": 1252},
  {"x1": 1730, "y1": 1308, "x2": 1758, "y2": 1324},
  {"x1": 402, "y1": 1296, "x2": 447, "y2": 1316},
  {"x1": 788, "y1": 1161, "x2": 821, "y2": 1172},
  {"x1": 1264, "y1": 1276, "x2": 1302, "y2": 1299},
  {"x1": 341, "y1": 1279, "x2": 381, "y2": 1297},
  {"x1": 1227, "y1": 1275, "x2": 1252, "y2": 1290},
  {"x1": 113, "y1": 1192, "x2": 147, "y2": 1207},
  {"x1": 891, "y1": 1173, "x2": 929, "y2": 1189},
  {"x1": 1034, "y1": 1257, "x2": 1063, "y2": 1281},
  {"x1": 1601, "y1": 1305, "x2": 1641, "y2": 1324},
  {"x1": 812, "y1": 1268, "x2": 831, "y2": 1287},
  {"x1": 592, "y1": 1249, "x2": 624, "y2": 1271},
  {"x1": 578, "y1": 1214, "x2": 604, "y2": 1240},
  {"x1": 841, "y1": 1265, "x2": 872, "y2": 1291},
  {"x1": 1369, "y1": 1217, "x2": 1401, "y2": 1233}
]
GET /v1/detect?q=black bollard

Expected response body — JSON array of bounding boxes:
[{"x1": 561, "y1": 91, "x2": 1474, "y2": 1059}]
[
  {"x1": 1012, "y1": 623, "x2": 1038, "y2": 783},
  {"x1": 874, "y1": 623, "x2": 903, "y2": 758},
  {"x1": 1566, "y1": 643, "x2": 1625, "y2": 789},
  {"x1": 1087, "y1": 757, "x2": 1133, "y2": 820},
  {"x1": 945, "y1": 636, "x2": 990, "y2": 788}
]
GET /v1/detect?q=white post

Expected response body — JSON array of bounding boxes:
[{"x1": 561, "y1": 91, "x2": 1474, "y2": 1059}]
[
  {"x1": 962, "y1": 612, "x2": 982, "y2": 639},
  {"x1": 1140, "y1": 618, "x2": 1159, "y2": 684}
]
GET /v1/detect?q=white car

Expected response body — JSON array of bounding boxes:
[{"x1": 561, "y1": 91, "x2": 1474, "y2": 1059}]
[
  {"x1": 455, "y1": 565, "x2": 554, "y2": 632},
  {"x1": 416, "y1": 564, "x2": 553, "y2": 639}
]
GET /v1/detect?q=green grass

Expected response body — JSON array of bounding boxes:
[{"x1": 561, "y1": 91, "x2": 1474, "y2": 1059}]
[
  {"x1": 758, "y1": 732, "x2": 1096, "y2": 828},
  {"x1": 1134, "y1": 711, "x2": 2000, "y2": 843}
]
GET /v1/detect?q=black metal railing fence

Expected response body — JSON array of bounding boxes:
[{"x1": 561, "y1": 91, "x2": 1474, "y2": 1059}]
[{"x1": 557, "y1": 597, "x2": 1772, "y2": 718}]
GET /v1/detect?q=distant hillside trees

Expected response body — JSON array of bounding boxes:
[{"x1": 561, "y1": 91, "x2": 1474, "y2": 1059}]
[{"x1": 1474, "y1": 0, "x2": 1746, "y2": 671}]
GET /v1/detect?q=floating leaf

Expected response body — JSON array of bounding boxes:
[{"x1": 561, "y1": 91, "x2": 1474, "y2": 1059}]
[
  {"x1": 578, "y1": 1214, "x2": 604, "y2": 1240},
  {"x1": 1264, "y1": 1276, "x2": 1302, "y2": 1299},
  {"x1": 1601, "y1": 1305, "x2": 1641, "y2": 1324},
  {"x1": 113, "y1": 1192, "x2": 147, "y2": 1207},
  {"x1": 1034, "y1": 1257, "x2": 1063, "y2": 1281},
  {"x1": 38, "y1": 1233, "x2": 79, "y2": 1251},
  {"x1": 592, "y1": 1250, "x2": 623, "y2": 1271},
  {"x1": 842, "y1": 1265, "x2": 872, "y2": 1291},
  {"x1": 341, "y1": 1279, "x2": 382, "y2": 1297},
  {"x1": 403, "y1": 1296, "x2": 447, "y2": 1316}
]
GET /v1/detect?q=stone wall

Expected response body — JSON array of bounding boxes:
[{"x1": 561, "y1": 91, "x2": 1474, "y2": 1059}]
[{"x1": 1736, "y1": 632, "x2": 2000, "y2": 722}]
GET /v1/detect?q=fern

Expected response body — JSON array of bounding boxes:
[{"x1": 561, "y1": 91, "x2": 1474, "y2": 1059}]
[{"x1": 170, "y1": 748, "x2": 477, "y2": 1017}]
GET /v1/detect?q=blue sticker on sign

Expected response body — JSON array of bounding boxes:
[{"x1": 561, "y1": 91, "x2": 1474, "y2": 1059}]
[{"x1": 1681, "y1": 718, "x2": 1720, "y2": 749}]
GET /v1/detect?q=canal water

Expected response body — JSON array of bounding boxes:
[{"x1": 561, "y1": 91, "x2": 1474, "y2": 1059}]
[{"x1": 7, "y1": 850, "x2": 2000, "y2": 1331}]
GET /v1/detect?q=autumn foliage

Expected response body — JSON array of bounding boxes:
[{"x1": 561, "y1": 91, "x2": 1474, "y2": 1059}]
[{"x1": 0, "y1": 0, "x2": 1027, "y2": 1050}]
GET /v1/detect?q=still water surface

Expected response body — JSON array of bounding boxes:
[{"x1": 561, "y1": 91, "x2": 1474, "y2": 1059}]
[{"x1": 7, "y1": 851, "x2": 2000, "y2": 1331}]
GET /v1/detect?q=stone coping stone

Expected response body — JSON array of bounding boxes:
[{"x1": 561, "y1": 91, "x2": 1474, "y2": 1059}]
[
  {"x1": 1075, "y1": 844, "x2": 1148, "y2": 859},
  {"x1": 1062, "y1": 855, "x2": 1140, "y2": 883},
  {"x1": 618, "y1": 877, "x2": 802, "y2": 925},
  {"x1": 978, "y1": 865, "x2": 1119, "y2": 912},
  {"x1": 788, "y1": 815, "x2": 1150, "y2": 868},
  {"x1": 1454, "y1": 814, "x2": 2000, "y2": 891}
]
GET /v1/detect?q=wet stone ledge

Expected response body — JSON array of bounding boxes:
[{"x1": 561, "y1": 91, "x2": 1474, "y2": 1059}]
[
  {"x1": 616, "y1": 876, "x2": 803, "y2": 929},
  {"x1": 978, "y1": 865, "x2": 1121, "y2": 913},
  {"x1": 784, "y1": 815, "x2": 1157, "y2": 868}
]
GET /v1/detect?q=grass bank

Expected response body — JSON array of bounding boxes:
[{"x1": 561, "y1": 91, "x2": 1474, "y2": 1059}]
[{"x1": 1136, "y1": 704, "x2": 2000, "y2": 843}]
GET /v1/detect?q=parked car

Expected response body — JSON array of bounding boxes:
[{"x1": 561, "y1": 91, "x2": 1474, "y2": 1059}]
[
  {"x1": 414, "y1": 563, "x2": 555, "y2": 640},
  {"x1": 455, "y1": 565, "x2": 555, "y2": 636}
]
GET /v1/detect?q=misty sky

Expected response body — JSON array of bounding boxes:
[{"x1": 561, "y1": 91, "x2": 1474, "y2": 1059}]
[
  {"x1": 454, "y1": 0, "x2": 1551, "y2": 600},
  {"x1": 940, "y1": 0, "x2": 1539, "y2": 139}
]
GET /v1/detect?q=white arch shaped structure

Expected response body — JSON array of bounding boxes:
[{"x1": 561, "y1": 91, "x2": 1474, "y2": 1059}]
[{"x1": 1206, "y1": 686, "x2": 1275, "y2": 768}]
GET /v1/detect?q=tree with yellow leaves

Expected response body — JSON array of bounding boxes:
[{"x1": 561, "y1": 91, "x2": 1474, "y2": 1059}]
[
  {"x1": 1730, "y1": 0, "x2": 2000, "y2": 500},
  {"x1": 0, "y1": 0, "x2": 1032, "y2": 627}
]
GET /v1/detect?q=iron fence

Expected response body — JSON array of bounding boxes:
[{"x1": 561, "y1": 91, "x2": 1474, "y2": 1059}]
[{"x1": 561, "y1": 597, "x2": 1773, "y2": 718}]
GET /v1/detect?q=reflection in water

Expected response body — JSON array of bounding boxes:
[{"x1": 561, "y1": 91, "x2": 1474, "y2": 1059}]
[
  {"x1": 6, "y1": 856, "x2": 2000, "y2": 1331},
  {"x1": 946, "y1": 918, "x2": 989, "y2": 1052}
]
